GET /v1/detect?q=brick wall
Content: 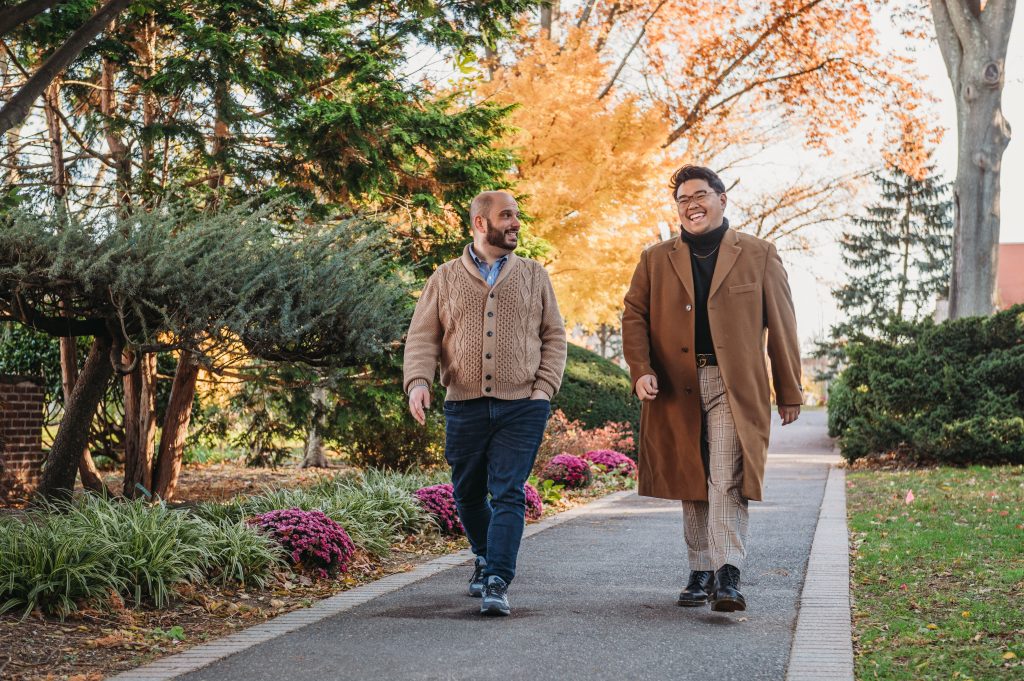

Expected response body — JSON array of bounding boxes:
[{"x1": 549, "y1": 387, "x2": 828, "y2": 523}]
[{"x1": 0, "y1": 375, "x2": 45, "y2": 501}]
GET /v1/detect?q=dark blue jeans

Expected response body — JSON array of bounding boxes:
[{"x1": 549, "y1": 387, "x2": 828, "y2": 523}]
[{"x1": 443, "y1": 397, "x2": 551, "y2": 584}]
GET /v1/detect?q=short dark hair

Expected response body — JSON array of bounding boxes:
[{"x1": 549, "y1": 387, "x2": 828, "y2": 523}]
[{"x1": 670, "y1": 165, "x2": 726, "y2": 198}]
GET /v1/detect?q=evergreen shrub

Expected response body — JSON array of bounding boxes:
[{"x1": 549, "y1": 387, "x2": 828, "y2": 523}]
[
  {"x1": 552, "y1": 344, "x2": 638, "y2": 439},
  {"x1": 829, "y1": 306, "x2": 1024, "y2": 464}
]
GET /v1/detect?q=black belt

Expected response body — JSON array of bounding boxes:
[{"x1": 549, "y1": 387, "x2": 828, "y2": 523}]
[{"x1": 696, "y1": 353, "x2": 717, "y2": 367}]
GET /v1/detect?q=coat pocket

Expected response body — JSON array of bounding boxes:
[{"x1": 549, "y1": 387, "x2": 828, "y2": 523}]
[{"x1": 729, "y1": 282, "x2": 757, "y2": 294}]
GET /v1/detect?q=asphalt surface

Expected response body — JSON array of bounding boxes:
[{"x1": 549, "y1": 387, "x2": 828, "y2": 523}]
[{"x1": 178, "y1": 410, "x2": 836, "y2": 681}]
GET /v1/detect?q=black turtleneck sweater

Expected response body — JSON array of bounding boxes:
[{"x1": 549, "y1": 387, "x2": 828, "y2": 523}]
[{"x1": 680, "y1": 218, "x2": 728, "y2": 355}]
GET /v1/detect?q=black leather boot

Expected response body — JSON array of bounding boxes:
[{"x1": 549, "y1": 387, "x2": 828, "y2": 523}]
[
  {"x1": 711, "y1": 564, "x2": 746, "y2": 612},
  {"x1": 677, "y1": 570, "x2": 715, "y2": 607}
]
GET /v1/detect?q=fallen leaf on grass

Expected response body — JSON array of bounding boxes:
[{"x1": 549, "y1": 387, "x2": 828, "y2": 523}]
[
  {"x1": 904, "y1": 490, "x2": 915, "y2": 505},
  {"x1": 1005, "y1": 652, "x2": 1018, "y2": 660}
]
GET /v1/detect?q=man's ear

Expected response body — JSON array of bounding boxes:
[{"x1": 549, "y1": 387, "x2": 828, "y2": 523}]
[{"x1": 719, "y1": 193, "x2": 727, "y2": 210}]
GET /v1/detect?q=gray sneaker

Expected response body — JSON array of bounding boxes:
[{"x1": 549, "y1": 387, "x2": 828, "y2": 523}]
[
  {"x1": 480, "y1": 575, "x2": 511, "y2": 616},
  {"x1": 468, "y1": 557, "x2": 486, "y2": 597}
]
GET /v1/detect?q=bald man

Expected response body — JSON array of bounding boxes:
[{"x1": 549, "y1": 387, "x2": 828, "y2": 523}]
[{"x1": 403, "y1": 191, "x2": 567, "y2": 616}]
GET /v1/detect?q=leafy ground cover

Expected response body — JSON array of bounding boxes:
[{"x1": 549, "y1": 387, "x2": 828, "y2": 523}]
[
  {"x1": 847, "y1": 466, "x2": 1024, "y2": 680},
  {"x1": 0, "y1": 461, "x2": 633, "y2": 680}
]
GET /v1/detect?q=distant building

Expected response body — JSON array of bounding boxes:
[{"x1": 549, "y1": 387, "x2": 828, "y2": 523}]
[
  {"x1": 934, "y1": 242, "x2": 1024, "y2": 320},
  {"x1": 996, "y1": 243, "x2": 1024, "y2": 309}
]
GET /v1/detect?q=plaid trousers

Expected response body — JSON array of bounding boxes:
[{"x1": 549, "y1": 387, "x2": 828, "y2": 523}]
[{"x1": 681, "y1": 365, "x2": 749, "y2": 571}]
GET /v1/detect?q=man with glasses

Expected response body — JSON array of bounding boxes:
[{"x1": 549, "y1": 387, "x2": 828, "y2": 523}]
[{"x1": 622, "y1": 165, "x2": 802, "y2": 612}]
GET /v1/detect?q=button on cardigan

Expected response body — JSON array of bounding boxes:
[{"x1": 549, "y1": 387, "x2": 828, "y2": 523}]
[{"x1": 403, "y1": 245, "x2": 567, "y2": 402}]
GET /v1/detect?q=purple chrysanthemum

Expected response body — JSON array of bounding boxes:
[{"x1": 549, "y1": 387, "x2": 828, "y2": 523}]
[
  {"x1": 583, "y1": 449, "x2": 638, "y2": 477},
  {"x1": 414, "y1": 483, "x2": 464, "y2": 535},
  {"x1": 541, "y1": 453, "x2": 593, "y2": 489},
  {"x1": 524, "y1": 482, "x2": 544, "y2": 521},
  {"x1": 249, "y1": 508, "x2": 355, "y2": 578}
]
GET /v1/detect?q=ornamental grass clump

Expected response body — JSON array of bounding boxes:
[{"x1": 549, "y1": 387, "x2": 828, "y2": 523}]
[
  {"x1": 249, "y1": 509, "x2": 355, "y2": 578},
  {"x1": 524, "y1": 482, "x2": 544, "y2": 521},
  {"x1": 541, "y1": 453, "x2": 592, "y2": 489},
  {"x1": 583, "y1": 450, "x2": 637, "y2": 477},
  {"x1": 414, "y1": 483, "x2": 463, "y2": 535}
]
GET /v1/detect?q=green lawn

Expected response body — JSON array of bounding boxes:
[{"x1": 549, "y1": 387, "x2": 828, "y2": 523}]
[{"x1": 847, "y1": 466, "x2": 1024, "y2": 681}]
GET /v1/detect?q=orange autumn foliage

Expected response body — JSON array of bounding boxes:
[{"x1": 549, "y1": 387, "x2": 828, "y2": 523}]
[{"x1": 478, "y1": 31, "x2": 673, "y2": 329}]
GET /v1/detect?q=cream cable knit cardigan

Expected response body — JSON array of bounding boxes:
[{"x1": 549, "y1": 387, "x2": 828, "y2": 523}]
[{"x1": 403, "y1": 245, "x2": 567, "y2": 401}]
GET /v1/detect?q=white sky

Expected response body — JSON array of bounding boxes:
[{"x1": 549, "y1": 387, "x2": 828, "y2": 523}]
[{"x1": 783, "y1": 15, "x2": 1024, "y2": 350}]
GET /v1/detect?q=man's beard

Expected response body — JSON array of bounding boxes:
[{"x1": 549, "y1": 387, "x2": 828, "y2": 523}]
[{"x1": 485, "y1": 218, "x2": 517, "y2": 250}]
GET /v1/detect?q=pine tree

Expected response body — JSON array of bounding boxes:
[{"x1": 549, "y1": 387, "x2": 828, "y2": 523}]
[{"x1": 815, "y1": 162, "x2": 952, "y2": 377}]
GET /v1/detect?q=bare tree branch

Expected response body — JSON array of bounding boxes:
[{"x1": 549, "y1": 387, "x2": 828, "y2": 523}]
[
  {"x1": 663, "y1": 0, "x2": 828, "y2": 148},
  {"x1": 597, "y1": 0, "x2": 667, "y2": 100}
]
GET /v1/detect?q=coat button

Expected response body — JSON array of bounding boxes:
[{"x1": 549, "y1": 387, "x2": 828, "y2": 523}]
[
  {"x1": 485, "y1": 387, "x2": 492, "y2": 393},
  {"x1": 489, "y1": 293, "x2": 495, "y2": 298},
  {"x1": 485, "y1": 353, "x2": 492, "y2": 359},
  {"x1": 685, "y1": 304, "x2": 692, "y2": 311},
  {"x1": 487, "y1": 312, "x2": 494, "y2": 317},
  {"x1": 487, "y1": 331, "x2": 493, "y2": 337},
  {"x1": 486, "y1": 375, "x2": 492, "y2": 380}
]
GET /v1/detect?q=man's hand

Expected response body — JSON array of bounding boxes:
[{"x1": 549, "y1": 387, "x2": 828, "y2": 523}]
[
  {"x1": 636, "y1": 374, "x2": 659, "y2": 401},
  {"x1": 778, "y1": 404, "x2": 800, "y2": 425},
  {"x1": 408, "y1": 385, "x2": 431, "y2": 425},
  {"x1": 530, "y1": 389, "x2": 550, "y2": 401}
]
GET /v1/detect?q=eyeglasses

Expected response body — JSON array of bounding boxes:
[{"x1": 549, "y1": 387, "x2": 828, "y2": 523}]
[{"x1": 675, "y1": 190, "x2": 718, "y2": 206}]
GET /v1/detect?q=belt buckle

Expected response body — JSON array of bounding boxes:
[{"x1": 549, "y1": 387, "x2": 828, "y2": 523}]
[{"x1": 697, "y1": 355, "x2": 708, "y2": 368}]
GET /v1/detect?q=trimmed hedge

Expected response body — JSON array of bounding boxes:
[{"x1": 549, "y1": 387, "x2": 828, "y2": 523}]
[
  {"x1": 829, "y1": 305, "x2": 1024, "y2": 464},
  {"x1": 552, "y1": 343, "x2": 638, "y2": 439}
]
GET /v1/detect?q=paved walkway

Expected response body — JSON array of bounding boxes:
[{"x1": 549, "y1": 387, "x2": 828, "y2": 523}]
[{"x1": 113, "y1": 410, "x2": 851, "y2": 681}]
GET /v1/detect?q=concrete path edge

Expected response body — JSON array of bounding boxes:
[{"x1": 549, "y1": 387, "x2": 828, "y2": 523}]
[
  {"x1": 784, "y1": 466, "x2": 855, "y2": 681},
  {"x1": 105, "y1": 490, "x2": 636, "y2": 681}
]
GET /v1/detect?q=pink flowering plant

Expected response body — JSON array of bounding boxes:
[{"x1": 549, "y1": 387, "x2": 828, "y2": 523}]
[
  {"x1": 584, "y1": 450, "x2": 638, "y2": 477},
  {"x1": 249, "y1": 508, "x2": 355, "y2": 578},
  {"x1": 540, "y1": 453, "x2": 592, "y2": 489},
  {"x1": 524, "y1": 482, "x2": 544, "y2": 521},
  {"x1": 414, "y1": 483, "x2": 464, "y2": 535}
]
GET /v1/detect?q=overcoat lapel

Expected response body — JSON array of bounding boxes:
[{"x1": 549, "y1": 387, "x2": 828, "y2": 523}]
[
  {"x1": 709, "y1": 229, "x2": 742, "y2": 300},
  {"x1": 668, "y1": 238, "x2": 695, "y2": 303}
]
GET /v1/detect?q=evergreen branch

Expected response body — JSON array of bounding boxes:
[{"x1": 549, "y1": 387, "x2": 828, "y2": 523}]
[{"x1": 0, "y1": 0, "x2": 134, "y2": 136}]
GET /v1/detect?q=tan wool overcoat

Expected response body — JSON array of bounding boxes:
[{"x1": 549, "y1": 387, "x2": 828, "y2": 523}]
[{"x1": 621, "y1": 228, "x2": 802, "y2": 502}]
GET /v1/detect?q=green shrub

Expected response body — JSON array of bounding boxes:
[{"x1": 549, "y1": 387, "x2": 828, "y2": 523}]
[
  {"x1": 552, "y1": 344, "x2": 638, "y2": 439},
  {"x1": 334, "y1": 357, "x2": 447, "y2": 470},
  {"x1": 64, "y1": 497, "x2": 209, "y2": 607},
  {"x1": 0, "y1": 512, "x2": 122, "y2": 618},
  {"x1": 200, "y1": 519, "x2": 285, "y2": 587},
  {"x1": 192, "y1": 470, "x2": 429, "y2": 557},
  {"x1": 830, "y1": 306, "x2": 1024, "y2": 464},
  {"x1": 0, "y1": 496, "x2": 283, "y2": 617}
]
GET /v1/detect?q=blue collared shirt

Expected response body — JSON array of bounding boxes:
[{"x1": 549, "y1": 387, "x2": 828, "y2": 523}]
[{"x1": 469, "y1": 246, "x2": 508, "y2": 287}]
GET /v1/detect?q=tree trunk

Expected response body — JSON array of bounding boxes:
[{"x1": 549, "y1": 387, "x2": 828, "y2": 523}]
[
  {"x1": 300, "y1": 387, "x2": 329, "y2": 468},
  {"x1": 930, "y1": 0, "x2": 1015, "y2": 318},
  {"x1": 58, "y1": 337, "x2": 110, "y2": 495},
  {"x1": 40, "y1": 336, "x2": 114, "y2": 501},
  {"x1": 122, "y1": 352, "x2": 157, "y2": 497},
  {"x1": 151, "y1": 352, "x2": 200, "y2": 500}
]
